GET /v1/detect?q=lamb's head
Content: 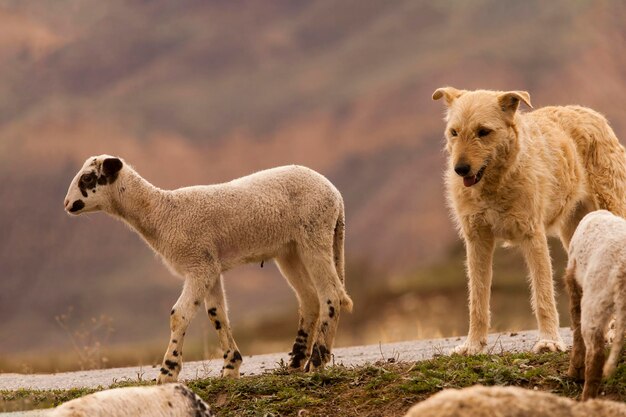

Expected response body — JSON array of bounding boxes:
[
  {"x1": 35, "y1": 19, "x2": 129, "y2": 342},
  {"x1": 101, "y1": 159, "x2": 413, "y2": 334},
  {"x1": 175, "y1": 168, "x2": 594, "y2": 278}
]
[{"x1": 64, "y1": 155, "x2": 124, "y2": 215}]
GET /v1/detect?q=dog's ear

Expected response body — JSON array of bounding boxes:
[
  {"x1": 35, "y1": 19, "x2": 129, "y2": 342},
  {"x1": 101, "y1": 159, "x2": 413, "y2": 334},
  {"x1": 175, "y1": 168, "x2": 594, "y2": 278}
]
[
  {"x1": 498, "y1": 91, "x2": 533, "y2": 117},
  {"x1": 432, "y1": 87, "x2": 464, "y2": 106}
]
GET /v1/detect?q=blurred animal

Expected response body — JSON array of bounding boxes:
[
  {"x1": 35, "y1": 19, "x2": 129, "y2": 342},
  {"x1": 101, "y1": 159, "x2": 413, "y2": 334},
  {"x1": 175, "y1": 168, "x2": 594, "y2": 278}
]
[
  {"x1": 64, "y1": 155, "x2": 352, "y2": 382},
  {"x1": 49, "y1": 383, "x2": 212, "y2": 417},
  {"x1": 564, "y1": 210, "x2": 626, "y2": 399},
  {"x1": 433, "y1": 87, "x2": 626, "y2": 355},
  {"x1": 403, "y1": 385, "x2": 626, "y2": 417}
]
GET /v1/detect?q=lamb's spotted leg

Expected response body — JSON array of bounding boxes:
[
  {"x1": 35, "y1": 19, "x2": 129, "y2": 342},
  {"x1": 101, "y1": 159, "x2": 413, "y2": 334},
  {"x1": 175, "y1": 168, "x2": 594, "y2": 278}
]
[
  {"x1": 157, "y1": 277, "x2": 206, "y2": 384},
  {"x1": 276, "y1": 251, "x2": 320, "y2": 371},
  {"x1": 204, "y1": 275, "x2": 242, "y2": 378},
  {"x1": 300, "y1": 253, "x2": 343, "y2": 372}
]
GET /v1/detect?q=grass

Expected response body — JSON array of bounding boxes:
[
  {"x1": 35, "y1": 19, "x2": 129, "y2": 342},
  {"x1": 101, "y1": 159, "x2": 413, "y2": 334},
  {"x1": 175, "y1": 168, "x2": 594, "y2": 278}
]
[{"x1": 2, "y1": 350, "x2": 624, "y2": 416}]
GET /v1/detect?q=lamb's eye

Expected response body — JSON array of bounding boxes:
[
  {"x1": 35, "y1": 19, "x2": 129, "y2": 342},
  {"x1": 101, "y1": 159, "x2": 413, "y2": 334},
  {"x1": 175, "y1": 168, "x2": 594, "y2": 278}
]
[
  {"x1": 450, "y1": 129, "x2": 458, "y2": 137},
  {"x1": 80, "y1": 173, "x2": 96, "y2": 186},
  {"x1": 477, "y1": 128, "x2": 492, "y2": 138}
]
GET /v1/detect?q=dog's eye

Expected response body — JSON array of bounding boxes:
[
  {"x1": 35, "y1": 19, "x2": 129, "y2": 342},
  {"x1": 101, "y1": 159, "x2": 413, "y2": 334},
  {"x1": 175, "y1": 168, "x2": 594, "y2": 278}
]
[
  {"x1": 449, "y1": 129, "x2": 458, "y2": 137},
  {"x1": 477, "y1": 128, "x2": 492, "y2": 138},
  {"x1": 80, "y1": 173, "x2": 96, "y2": 187}
]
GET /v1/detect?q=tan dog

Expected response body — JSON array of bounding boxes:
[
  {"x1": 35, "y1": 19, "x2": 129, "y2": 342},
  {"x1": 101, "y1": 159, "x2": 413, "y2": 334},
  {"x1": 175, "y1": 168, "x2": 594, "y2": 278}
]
[{"x1": 433, "y1": 87, "x2": 626, "y2": 354}]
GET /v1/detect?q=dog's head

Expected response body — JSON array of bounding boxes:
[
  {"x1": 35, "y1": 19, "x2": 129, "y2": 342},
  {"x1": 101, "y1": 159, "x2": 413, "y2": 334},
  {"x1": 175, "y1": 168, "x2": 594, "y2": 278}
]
[{"x1": 432, "y1": 87, "x2": 532, "y2": 187}]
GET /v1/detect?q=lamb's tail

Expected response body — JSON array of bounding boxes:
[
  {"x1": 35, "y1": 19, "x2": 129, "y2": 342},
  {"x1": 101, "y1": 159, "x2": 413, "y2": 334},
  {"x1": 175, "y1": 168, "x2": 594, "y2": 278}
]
[
  {"x1": 334, "y1": 207, "x2": 353, "y2": 313},
  {"x1": 603, "y1": 267, "x2": 625, "y2": 377}
]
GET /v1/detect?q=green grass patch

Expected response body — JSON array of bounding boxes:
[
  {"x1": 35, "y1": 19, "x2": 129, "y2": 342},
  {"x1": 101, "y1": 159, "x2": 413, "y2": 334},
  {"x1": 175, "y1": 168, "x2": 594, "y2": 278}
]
[{"x1": 2, "y1": 351, "x2": 624, "y2": 416}]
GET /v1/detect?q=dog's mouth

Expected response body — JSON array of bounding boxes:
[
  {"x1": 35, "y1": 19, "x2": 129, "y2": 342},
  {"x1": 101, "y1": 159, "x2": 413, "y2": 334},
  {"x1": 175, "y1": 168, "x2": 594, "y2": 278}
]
[{"x1": 463, "y1": 164, "x2": 487, "y2": 187}]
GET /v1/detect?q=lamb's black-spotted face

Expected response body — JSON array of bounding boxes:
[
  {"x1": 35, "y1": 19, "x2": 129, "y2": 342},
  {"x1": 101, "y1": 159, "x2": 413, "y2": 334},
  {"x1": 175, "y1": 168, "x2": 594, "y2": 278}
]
[{"x1": 64, "y1": 155, "x2": 123, "y2": 215}]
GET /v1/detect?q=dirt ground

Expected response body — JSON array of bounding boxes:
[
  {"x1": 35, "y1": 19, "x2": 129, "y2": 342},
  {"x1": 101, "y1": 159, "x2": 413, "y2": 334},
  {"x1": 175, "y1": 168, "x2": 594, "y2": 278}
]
[{"x1": 0, "y1": 328, "x2": 572, "y2": 391}]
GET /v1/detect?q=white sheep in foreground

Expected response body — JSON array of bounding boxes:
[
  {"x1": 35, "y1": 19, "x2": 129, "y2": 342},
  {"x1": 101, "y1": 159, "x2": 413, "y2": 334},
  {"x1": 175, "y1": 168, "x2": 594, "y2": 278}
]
[
  {"x1": 64, "y1": 155, "x2": 353, "y2": 383},
  {"x1": 49, "y1": 383, "x2": 212, "y2": 417},
  {"x1": 564, "y1": 209, "x2": 626, "y2": 399},
  {"x1": 403, "y1": 385, "x2": 626, "y2": 417}
]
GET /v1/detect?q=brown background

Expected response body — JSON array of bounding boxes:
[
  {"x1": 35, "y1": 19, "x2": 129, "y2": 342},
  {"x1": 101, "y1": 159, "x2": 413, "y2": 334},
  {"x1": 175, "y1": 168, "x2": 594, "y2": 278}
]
[{"x1": 0, "y1": 0, "x2": 624, "y2": 372}]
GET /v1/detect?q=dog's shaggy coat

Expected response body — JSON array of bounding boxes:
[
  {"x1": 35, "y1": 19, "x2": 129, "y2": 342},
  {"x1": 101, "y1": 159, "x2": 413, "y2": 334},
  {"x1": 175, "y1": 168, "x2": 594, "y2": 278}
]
[
  {"x1": 433, "y1": 87, "x2": 626, "y2": 354},
  {"x1": 403, "y1": 385, "x2": 626, "y2": 417},
  {"x1": 64, "y1": 156, "x2": 352, "y2": 383},
  {"x1": 564, "y1": 210, "x2": 626, "y2": 400}
]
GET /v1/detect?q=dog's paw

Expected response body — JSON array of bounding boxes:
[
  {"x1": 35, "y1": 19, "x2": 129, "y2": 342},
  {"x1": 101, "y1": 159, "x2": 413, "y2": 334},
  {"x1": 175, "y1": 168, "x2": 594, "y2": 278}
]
[
  {"x1": 606, "y1": 319, "x2": 616, "y2": 344},
  {"x1": 532, "y1": 339, "x2": 566, "y2": 353},
  {"x1": 449, "y1": 341, "x2": 486, "y2": 356}
]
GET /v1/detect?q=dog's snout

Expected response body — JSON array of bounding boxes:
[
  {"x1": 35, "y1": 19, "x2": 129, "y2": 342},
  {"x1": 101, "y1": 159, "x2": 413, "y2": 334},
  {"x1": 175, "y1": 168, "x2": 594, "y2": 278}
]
[{"x1": 454, "y1": 163, "x2": 471, "y2": 177}]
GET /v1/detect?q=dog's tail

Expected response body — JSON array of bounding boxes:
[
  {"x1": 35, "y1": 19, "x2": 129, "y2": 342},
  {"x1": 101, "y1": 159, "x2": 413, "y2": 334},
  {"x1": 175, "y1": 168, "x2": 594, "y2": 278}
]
[
  {"x1": 603, "y1": 267, "x2": 625, "y2": 377},
  {"x1": 572, "y1": 108, "x2": 626, "y2": 217}
]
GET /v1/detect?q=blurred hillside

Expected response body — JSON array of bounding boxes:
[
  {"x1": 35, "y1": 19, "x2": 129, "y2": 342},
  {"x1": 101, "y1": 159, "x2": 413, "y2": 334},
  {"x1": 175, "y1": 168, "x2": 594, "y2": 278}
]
[{"x1": 0, "y1": 0, "x2": 625, "y2": 369}]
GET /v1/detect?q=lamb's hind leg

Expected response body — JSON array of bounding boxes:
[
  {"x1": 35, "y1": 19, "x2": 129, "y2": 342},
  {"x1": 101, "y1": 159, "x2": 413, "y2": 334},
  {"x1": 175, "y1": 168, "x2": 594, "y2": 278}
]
[
  {"x1": 564, "y1": 264, "x2": 585, "y2": 380},
  {"x1": 158, "y1": 277, "x2": 207, "y2": 384},
  {"x1": 276, "y1": 250, "x2": 320, "y2": 371},
  {"x1": 582, "y1": 328, "x2": 607, "y2": 400},
  {"x1": 581, "y1": 292, "x2": 614, "y2": 400},
  {"x1": 204, "y1": 274, "x2": 242, "y2": 378},
  {"x1": 300, "y1": 252, "x2": 344, "y2": 371}
]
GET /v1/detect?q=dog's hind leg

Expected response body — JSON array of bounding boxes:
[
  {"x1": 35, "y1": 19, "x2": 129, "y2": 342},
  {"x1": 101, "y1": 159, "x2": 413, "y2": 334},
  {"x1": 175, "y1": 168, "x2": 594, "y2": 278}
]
[
  {"x1": 559, "y1": 199, "x2": 595, "y2": 251},
  {"x1": 452, "y1": 225, "x2": 495, "y2": 355},
  {"x1": 520, "y1": 231, "x2": 566, "y2": 353}
]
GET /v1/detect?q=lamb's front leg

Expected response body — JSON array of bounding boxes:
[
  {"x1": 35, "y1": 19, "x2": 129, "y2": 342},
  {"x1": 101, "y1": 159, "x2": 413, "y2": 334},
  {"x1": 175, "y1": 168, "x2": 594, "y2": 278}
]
[
  {"x1": 520, "y1": 232, "x2": 566, "y2": 353},
  {"x1": 452, "y1": 226, "x2": 495, "y2": 355},
  {"x1": 204, "y1": 275, "x2": 242, "y2": 378},
  {"x1": 158, "y1": 278, "x2": 206, "y2": 384}
]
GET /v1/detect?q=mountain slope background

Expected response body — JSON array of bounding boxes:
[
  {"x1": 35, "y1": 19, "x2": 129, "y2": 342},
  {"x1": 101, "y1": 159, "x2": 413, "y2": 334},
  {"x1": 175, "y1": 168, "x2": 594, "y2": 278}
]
[{"x1": 0, "y1": 0, "x2": 624, "y2": 371}]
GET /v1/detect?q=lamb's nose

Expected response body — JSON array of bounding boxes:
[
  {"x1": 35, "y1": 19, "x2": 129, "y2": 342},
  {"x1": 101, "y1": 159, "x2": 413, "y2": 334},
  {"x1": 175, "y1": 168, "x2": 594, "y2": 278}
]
[
  {"x1": 454, "y1": 163, "x2": 471, "y2": 177},
  {"x1": 64, "y1": 198, "x2": 69, "y2": 208}
]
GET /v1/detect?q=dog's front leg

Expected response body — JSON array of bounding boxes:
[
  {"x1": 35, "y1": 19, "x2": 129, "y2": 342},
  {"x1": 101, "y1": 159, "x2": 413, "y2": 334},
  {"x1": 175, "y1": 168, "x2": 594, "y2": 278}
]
[
  {"x1": 452, "y1": 226, "x2": 495, "y2": 355},
  {"x1": 520, "y1": 232, "x2": 566, "y2": 353}
]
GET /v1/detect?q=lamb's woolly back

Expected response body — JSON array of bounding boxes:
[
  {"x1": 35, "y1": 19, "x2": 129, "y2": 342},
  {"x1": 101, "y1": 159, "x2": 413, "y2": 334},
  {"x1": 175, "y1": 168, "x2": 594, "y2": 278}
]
[
  {"x1": 568, "y1": 210, "x2": 626, "y2": 377},
  {"x1": 403, "y1": 385, "x2": 626, "y2": 417},
  {"x1": 64, "y1": 155, "x2": 352, "y2": 381},
  {"x1": 565, "y1": 209, "x2": 626, "y2": 399},
  {"x1": 49, "y1": 384, "x2": 212, "y2": 417}
]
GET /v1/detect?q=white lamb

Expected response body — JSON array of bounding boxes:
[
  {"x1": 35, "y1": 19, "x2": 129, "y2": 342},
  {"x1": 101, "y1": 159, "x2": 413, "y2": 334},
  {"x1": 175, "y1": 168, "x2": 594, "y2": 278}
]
[
  {"x1": 49, "y1": 383, "x2": 212, "y2": 417},
  {"x1": 64, "y1": 155, "x2": 353, "y2": 383},
  {"x1": 564, "y1": 209, "x2": 626, "y2": 399},
  {"x1": 403, "y1": 385, "x2": 626, "y2": 417}
]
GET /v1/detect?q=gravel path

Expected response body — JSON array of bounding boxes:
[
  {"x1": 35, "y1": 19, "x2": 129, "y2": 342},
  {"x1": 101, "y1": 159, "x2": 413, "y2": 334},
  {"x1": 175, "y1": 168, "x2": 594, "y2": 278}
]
[{"x1": 0, "y1": 328, "x2": 571, "y2": 392}]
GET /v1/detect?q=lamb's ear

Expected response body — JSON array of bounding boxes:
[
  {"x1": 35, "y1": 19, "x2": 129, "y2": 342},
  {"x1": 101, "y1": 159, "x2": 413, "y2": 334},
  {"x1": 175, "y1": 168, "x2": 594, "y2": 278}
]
[
  {"x1": 432, "y1": 87, "x2": 464, "y2": 106},
  {"x1": 102, "y1": 157, "x2": 123, "y2": 180},
  {"x1": 498, "y1": 91, "x2": 533, "y2": 117}
]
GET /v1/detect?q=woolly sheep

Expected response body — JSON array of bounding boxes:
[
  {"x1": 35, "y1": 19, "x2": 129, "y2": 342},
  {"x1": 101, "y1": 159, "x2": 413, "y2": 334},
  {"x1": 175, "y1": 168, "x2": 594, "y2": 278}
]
[
  {"x1": 64, "y1": 155, "x2": 353, "y2": 383},
  {"x1": 49, "y1": 383, "x2": 212, "y2": 417},
  {"x1": 564, "y1": 210, "x2": 626, "y2": 399},
  {"x1": 403, "y1": 385, "x2": 626, "y2": 417}
]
